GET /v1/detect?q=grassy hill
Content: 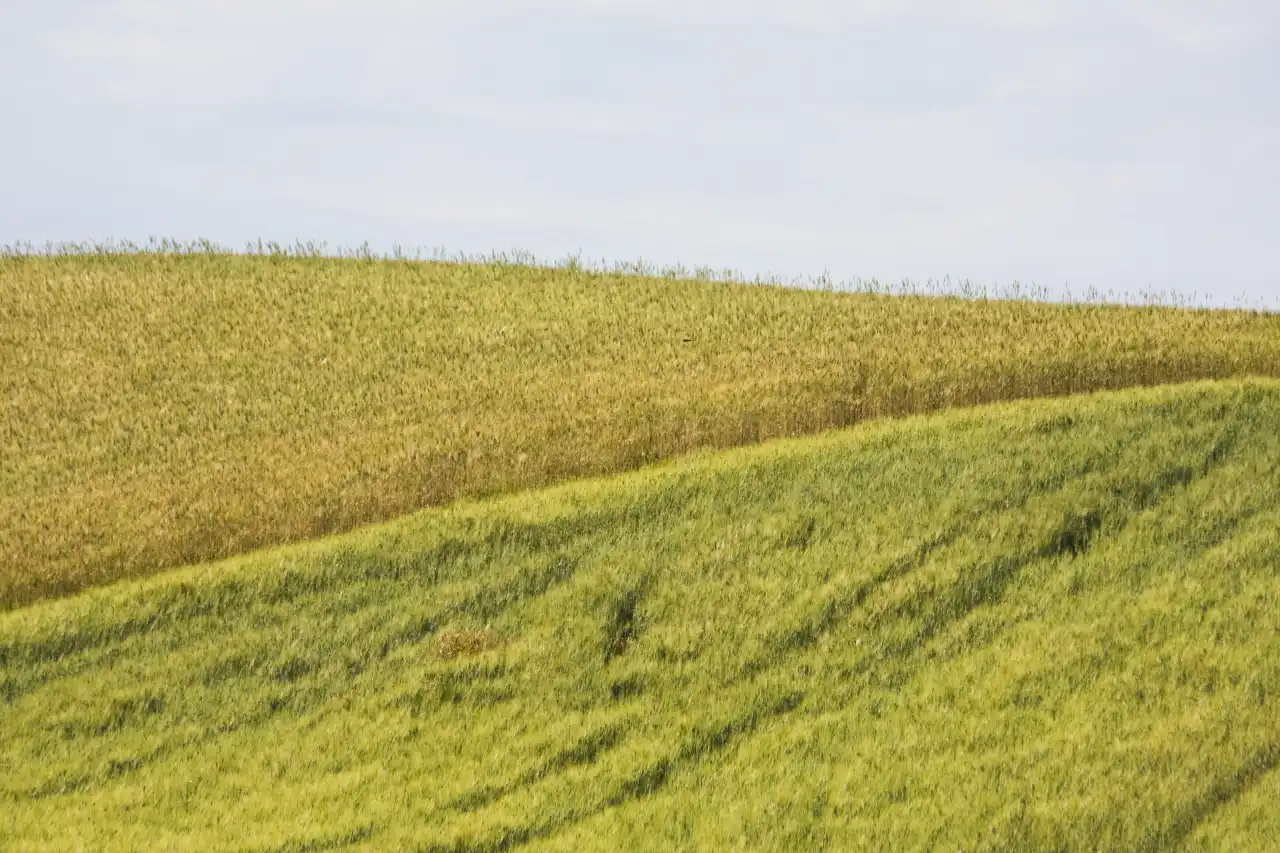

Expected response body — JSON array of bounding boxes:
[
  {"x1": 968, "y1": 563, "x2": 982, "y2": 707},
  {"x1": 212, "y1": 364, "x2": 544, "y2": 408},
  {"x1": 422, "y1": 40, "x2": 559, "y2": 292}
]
[
  {"x1": 4, "y1": 250, "x2": 1280, "y2": 607},
  {"x1": 3, "y1": 379, "x2": 1278, "y2": 851}
]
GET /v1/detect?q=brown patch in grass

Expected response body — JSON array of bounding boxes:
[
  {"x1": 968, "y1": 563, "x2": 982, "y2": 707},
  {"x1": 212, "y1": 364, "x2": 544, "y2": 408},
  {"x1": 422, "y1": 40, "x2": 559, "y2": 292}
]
[{"x1": 437, "y1": 627, "x2": 503, "y2": 660}]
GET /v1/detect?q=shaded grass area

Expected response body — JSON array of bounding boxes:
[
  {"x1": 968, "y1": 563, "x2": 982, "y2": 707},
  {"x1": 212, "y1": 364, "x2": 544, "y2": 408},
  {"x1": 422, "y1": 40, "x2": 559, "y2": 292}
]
[
  {"x1": 4, "y1": 251, "x2": 1280, "y2": 606},
  {"x1": 2, "y1": 380, "x2": 1279, "y2": 851}
]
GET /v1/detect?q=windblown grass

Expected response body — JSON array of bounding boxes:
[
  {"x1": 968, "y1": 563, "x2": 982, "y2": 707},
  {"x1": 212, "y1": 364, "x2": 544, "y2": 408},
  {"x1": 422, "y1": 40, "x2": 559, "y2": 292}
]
[
  {"x1": 2, "y1": 380, "x2": 1278, "y2": 851},
  {"x1": 4, "y1": 248, "x2": 1280, "y2": 606}
]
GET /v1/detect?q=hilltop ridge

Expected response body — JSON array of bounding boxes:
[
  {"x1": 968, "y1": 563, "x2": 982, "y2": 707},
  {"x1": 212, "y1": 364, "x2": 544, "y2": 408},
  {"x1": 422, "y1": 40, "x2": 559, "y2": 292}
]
[{"x1": 4, "y1": 251, "x2": 1280, "y2": 606}]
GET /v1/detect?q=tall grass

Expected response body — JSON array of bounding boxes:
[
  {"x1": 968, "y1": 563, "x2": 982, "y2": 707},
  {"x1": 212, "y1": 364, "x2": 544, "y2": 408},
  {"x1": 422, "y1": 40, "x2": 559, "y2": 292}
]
[
  {"x1": 2, "y1": 381, "x2": 1278, "y2": 851},
  {"x1": 3, "y1": 247, "x2": 1280, "y2": 607}
]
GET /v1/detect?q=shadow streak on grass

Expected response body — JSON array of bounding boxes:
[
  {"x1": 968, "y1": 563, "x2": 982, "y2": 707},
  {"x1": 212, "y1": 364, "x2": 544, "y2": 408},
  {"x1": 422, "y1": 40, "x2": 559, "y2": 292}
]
[
  {"x1": 418, "y1": 692, "x2": 804, "y2": 853},
  {"x1": 0, "y1": 531, "x2": 596, "y2": 707},
  {"x1": 1138, "y1": 743, "x2": 1280, "y2": 853},
  {"x1": 252, "y1": 823, "x2": 377, "y2": 853},
  {"x1": 603, "y1": 580, "x2": 648, "y2": 665},
  {"x1": 444, "y1": 723, "x2": 629, "y2": 815},
  {"x1": 737, "y1": 422, "x2": 1247, "y2": 705},
  {"x1": 13, "y1": 676, "x2": 353, "y2": 802},
  {"x1": 871, "y1": 433, "x2": 1243, "y2": 668},
  {"x1": 17, "y1": 738, "x2": 175, "y2": 802},
  {"x1": 733, "y1": 425, "x2": 1137, "y2": 681},
  {"x1": 0, "y1": 505, "x2": 658, "y2": 676}
]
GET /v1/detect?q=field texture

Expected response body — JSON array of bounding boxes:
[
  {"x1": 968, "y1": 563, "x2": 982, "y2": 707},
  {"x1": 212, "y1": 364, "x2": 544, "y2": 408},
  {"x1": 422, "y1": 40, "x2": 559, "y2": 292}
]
[
  {"x1": 4, "y1": 252, "x2": 1280, "y2": 607},
  {"x1": 2, "y1": 380, "x2": 1278, "y2": 851}
]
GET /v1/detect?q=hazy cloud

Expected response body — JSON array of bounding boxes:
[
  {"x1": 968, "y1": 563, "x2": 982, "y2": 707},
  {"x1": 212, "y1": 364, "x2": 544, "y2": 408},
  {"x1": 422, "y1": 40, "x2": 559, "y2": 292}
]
[{"x1": 3, "y1": 0, "x2": 1277, "y2": 306}]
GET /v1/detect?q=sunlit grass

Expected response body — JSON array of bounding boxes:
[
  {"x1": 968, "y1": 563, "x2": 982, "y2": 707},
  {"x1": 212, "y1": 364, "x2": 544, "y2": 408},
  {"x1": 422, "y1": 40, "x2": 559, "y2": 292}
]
[
  {"x1": 3, "y1": 246, "x2": 1280, "y2": 607},
  {"x1": 2, "y1": 380, "x2": 1277, "y2": 851}
]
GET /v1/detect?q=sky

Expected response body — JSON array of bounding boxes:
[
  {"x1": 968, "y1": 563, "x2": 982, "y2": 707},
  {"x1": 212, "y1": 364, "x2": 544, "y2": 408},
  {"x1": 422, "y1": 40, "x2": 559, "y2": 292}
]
[{"x1": 2, "y1": 0, "x2": 1277, "y2": 307}]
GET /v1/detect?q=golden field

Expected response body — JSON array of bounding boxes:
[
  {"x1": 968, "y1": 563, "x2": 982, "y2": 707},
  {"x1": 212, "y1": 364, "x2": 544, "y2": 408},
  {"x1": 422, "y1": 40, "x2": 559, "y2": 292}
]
[{"x1": 3, "y1": 249, "x2": 1279, "y2": 606}]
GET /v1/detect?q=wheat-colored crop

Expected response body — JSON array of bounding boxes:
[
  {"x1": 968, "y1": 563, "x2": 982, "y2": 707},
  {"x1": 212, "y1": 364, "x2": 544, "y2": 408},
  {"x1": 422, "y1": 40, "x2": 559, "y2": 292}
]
[{"x1": 3, "y1": 248, "x2": 1278, "y2": 606}]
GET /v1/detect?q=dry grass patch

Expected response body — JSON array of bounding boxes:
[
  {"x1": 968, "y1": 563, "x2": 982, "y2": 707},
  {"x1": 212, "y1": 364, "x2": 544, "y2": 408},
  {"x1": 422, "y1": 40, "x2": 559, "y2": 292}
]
[{"x1": 436, "y1": 626, "x2": 503, "y2": 660}]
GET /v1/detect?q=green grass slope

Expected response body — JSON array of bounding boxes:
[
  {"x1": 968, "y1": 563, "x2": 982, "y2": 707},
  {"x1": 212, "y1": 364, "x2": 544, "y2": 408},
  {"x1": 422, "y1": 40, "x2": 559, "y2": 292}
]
[
  {"x1": 5, "y1": 250, "x2": 1280, "y2": 607},
  {"x1": 2, "y1": 380, "x2": 1279, "y2": 852}
]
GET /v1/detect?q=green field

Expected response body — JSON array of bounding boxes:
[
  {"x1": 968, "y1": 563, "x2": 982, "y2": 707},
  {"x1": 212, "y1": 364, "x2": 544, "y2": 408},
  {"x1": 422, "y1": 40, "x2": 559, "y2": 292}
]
[
  {"x1": 4, "y1": 250, "x2": 1280, "y2": 607},
  {"x1": 3, "y1": 380, "x2": 1278, "y2": 851}
]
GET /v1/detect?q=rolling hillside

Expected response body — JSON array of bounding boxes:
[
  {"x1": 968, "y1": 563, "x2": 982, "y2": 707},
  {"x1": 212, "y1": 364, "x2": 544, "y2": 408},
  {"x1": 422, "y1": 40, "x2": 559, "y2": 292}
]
[
  {"x1": 4, "y1": 250, "x2": 1280, "y2": 606},
  {"x1": 3, "y1": 380, "x2": 1278, "y2": 851}
]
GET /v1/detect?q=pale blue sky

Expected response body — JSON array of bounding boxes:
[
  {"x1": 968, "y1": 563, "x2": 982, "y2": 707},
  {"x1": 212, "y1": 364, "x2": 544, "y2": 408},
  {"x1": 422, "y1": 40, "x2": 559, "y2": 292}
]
[{"x1": 3, "y1": 1, "x2": 1277, "y2": 306}]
